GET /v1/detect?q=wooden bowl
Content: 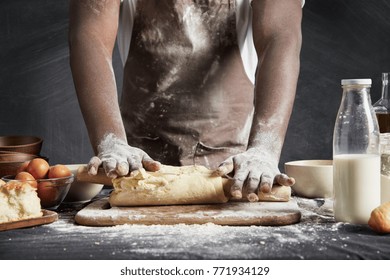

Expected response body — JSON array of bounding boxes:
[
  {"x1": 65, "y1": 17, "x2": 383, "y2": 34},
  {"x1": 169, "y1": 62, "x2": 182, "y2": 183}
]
[
  {"x1": 0, "y1": 151, "x2": 38, "y2": 162},
  {"x1": 0, "y1": 136, "x2": 43, "y2": 155},
  {"x1": 0, "y1": 161, "x2": 30, "y2": 177},
  {"x1": 0, "y1": 153, "x2": 48, "y2": 177}
]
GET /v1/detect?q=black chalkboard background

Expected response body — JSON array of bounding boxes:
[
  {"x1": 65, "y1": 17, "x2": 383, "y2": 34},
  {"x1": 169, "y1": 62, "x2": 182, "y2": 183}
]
[{"x1": 1, "y1": 0, "x2": 390, "y2": 170}]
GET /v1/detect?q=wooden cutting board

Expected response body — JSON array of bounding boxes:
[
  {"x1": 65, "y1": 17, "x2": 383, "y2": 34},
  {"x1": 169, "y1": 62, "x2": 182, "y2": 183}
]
[
  {"x1": 75, "y1": 197, "x2": 301, "y2": 226},
  {"x1": 0, "y1": 210, "x2": 58, "y2": 232}
]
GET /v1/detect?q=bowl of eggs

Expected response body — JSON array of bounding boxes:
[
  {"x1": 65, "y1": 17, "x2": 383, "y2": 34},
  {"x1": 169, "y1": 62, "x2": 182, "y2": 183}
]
[{"x1": 2, "y1": 158, "x2": 74, "y2": 209}]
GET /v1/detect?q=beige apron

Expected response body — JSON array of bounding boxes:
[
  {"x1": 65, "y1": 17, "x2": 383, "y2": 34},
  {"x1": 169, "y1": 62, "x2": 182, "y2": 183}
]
[{"x1": 121, "y1": 0, "x2": 254, "y2": 169}]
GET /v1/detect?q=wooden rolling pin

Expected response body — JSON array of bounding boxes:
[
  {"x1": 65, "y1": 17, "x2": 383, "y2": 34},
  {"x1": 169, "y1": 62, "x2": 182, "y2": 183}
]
[
  {"x1": 77, "y1": 166, "x2": 113, "y2": 186},
  {"x1": 76, "y1": 166, "x2": 291, "y2": 202}
]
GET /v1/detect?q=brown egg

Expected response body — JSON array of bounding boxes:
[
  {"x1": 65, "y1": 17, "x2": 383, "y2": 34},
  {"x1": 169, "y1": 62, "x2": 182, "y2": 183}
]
[
  {"x1": 48, "y1": 164, "x2": 72, "y2": 179},
  {"x1": 26, "y1": 158, "x2": 50, "y2": 179},
  {"x1": 15, "y1": 171, "x2": 37, "y2": 188},
  {"x1": 37, "y1": 181, "x2": 57, "y2": 207}
]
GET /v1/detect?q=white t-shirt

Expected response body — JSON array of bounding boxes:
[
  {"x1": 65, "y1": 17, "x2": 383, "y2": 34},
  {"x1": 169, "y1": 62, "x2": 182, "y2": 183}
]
[{"x1": 117, "y1": 0, "x2": 305, "y2": 85}]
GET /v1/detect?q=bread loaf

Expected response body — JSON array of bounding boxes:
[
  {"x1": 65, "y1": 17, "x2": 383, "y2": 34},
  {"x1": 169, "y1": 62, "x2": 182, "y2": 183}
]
[
  {"x1": 110, "y1": 165, "x2": 228, "y2": 207},
  {"x1": 368, "y1": 201, "x2": 390, "y2": 233},
  {"x1": 0, "y1": 181, "x2": 42, "y2": 224},
  {"x1": 109, "y1": 164, "x2": 292, "y2": 206}
]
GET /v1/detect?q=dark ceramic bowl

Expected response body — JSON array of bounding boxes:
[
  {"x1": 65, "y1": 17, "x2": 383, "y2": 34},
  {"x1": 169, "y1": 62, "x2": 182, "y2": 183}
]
[
  {"x1": 0, "y1": 136, "x2": 43, "y2": 155},
  {"x1": 0, "y1": 152, "x2": 49, "y2": 177}
]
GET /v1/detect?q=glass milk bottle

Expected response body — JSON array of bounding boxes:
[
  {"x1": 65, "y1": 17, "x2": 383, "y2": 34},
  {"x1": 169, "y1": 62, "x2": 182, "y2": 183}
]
[
  {"x1": 373, "y1": 73, "x2": 390, "y2": 203},
  {"x1": 333, "y1": 79, "x2": 380, "y2": 224}
]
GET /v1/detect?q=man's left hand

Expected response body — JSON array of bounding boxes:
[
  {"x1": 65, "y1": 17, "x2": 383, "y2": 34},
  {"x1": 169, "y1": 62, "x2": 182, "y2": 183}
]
[{"x1": 215, "y1": 148, "x2": 295, "y2": 202}]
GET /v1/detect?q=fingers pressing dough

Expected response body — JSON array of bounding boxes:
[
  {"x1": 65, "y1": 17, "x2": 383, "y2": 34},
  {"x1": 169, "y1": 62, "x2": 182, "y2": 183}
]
[
  {"x1": 78, "y1": 164, "x2": 292, "y2": 206},
  {"x1": 258, "y1": 185, "x2": 291, "y2": 202},
  {"x1": 109, "y1": 165, "x2": 292, "y2": 206}
]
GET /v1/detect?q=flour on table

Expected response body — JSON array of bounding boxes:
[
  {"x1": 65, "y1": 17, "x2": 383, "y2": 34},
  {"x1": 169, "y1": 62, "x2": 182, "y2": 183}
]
[{"x1": 44, "y1": 197, "x2": 342, "y2": 259}]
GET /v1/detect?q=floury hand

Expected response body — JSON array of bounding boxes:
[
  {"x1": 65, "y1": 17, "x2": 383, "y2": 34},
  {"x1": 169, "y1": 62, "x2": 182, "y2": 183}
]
[{"x1": 88, "y1": 133, "x2": 161, "y2": 178}]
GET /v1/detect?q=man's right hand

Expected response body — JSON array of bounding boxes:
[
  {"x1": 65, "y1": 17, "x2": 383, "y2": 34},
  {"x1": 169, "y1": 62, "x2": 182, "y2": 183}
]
[{"x1": 88, "y1": 133, "x2": 161, "y2": 178}]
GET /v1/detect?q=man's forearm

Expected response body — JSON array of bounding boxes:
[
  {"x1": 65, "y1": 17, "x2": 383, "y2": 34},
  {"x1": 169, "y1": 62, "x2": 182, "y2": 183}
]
[
  {"x1": 248, "y1": 35, "x2": 301, "y2": 159},
  {"x1": 69, "y1": 0, "x2": 125, "y2": 153},
  {"x1": 249, "y1": 0, "x2": 302, "y2": 161},
  {"x1": 70, "y1": 40, "x2": 126, "y2": 152}
]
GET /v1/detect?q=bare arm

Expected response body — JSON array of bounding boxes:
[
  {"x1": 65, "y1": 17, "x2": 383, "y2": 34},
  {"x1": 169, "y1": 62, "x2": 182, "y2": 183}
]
[
  {"x1": 250, "y1": 0, "x2": 302, "y2": 155},
  {"x1": 69, "y1": 0, "x2": 125, "y2": 151},
  {"x1": 69, "y1": 0, "x2": 160, "y2": 177},
  {"x1": 217, "y1": 0, "x2": 302, "y2": 201},
  {"x1": 249, "y1": 0, "x2": 302, "y2": 182}
]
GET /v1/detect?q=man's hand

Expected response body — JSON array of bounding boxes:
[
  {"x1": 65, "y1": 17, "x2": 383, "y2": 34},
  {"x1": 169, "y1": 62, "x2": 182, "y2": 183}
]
[
  {"x1": 88, "y1": 134, "x2": 161, "y2": 178},
  {"x1": 216, "y1": 148, "x2": 295, "y2": 202},
  {"x1": 220, "y1": 0, "x2": 302, "y2": 202}
]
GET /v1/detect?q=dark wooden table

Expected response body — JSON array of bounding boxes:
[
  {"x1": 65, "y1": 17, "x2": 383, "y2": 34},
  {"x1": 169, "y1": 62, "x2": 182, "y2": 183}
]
[{"x1": 1, "y1": 190, "x2": 389, "y2": 260}]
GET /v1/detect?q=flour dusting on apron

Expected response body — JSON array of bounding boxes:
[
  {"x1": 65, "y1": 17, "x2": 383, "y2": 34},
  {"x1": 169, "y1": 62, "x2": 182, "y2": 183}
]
[{"x1": 121, "y1": 0, "x2": 254, "y2": 168}]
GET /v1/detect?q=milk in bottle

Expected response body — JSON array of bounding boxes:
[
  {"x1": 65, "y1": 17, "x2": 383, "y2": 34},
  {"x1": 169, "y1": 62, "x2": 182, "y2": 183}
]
[{"x1": 333, "y1": 79, "x2": 380, "y2": 224}]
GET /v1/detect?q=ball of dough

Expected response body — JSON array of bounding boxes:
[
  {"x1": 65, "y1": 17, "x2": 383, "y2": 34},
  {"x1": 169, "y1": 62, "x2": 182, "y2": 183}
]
[{"x1": 368, "y1": 201, "x2": 390, "y2": 233}]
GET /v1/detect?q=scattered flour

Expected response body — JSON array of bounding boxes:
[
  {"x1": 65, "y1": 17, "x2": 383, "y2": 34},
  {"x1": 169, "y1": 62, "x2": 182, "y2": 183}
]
[{"x1": 43, "y1": 197, "x2": 341, "y2": 259}]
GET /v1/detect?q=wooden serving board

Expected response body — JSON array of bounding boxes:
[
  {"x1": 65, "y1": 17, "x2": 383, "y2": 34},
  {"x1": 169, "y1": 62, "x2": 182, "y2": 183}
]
[
  {"x1": 75, "y1": 198, "x2": 301, "y2": 226},
  {"x1": 0, "y1": 210, "x2": 58, "y2": 231}
]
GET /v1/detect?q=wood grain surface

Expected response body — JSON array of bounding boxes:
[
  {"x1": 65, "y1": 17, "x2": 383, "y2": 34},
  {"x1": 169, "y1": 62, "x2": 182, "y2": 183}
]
[
  {"x1": 75, "y1": 197, "x2": 301, "y2": 226},
  {"x1": 0, "y1": 210, "x2": 58, "y2": 232},
  {"x1": 76, "y1": 166, "x2": 114, "y2": 186}
]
